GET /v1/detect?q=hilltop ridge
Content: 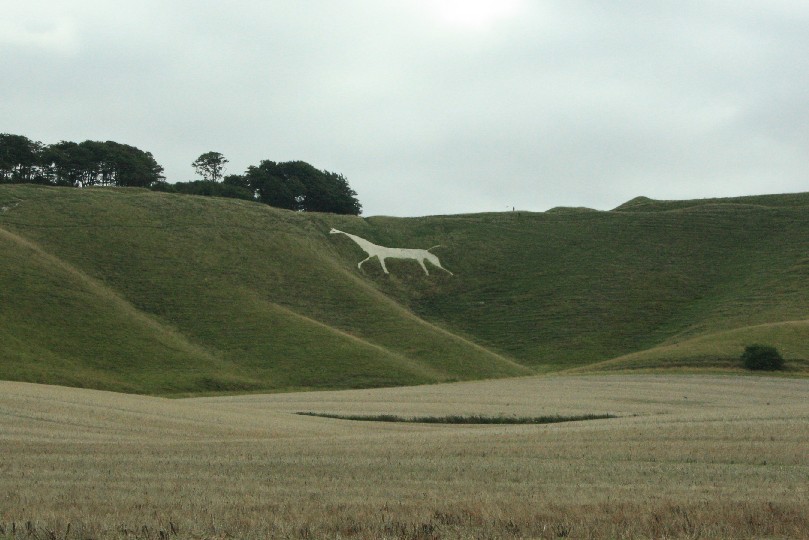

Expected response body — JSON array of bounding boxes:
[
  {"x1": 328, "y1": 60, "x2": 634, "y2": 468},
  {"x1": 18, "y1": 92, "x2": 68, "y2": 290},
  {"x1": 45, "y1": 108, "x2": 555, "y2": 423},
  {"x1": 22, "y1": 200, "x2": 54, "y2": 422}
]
[{"x1": 613, "y1": 191, "x2": 809, "y2": 212}]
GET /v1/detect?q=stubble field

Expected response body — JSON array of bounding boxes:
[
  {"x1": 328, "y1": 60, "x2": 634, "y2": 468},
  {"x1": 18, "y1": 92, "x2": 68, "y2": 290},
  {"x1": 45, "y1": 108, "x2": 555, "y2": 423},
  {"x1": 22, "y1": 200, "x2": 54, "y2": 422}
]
[{"x1": 2, "y1": 374, "x2": 808, "y2": 539}]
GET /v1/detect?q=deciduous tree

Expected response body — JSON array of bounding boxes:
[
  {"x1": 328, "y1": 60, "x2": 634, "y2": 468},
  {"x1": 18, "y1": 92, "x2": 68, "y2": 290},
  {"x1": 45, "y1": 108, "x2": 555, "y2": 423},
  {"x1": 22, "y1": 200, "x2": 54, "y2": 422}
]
[
  {"x1": 192, "y1": 151, "x2": 228, "y2": 183},
  {"x1": 0, "y1": 133, "x2": 44, "y2": 183},
  {"x1": 237, "y1": 160, "x2": 361, "y2": 215}
]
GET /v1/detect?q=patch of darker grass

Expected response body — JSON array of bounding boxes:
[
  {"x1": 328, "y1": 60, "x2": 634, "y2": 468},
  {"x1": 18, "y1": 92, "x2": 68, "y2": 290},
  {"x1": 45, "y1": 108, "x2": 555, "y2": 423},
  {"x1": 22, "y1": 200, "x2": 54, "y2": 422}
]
[{"x1": 296, "y1": 412, "x2": 617, "y2": 424}]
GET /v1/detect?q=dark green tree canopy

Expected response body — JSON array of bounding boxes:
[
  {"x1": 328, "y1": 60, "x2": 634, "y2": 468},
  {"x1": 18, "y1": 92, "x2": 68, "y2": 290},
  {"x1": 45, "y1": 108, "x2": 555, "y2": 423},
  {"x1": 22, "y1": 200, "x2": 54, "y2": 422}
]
[
  {"x1": 2, "y1": 134, "x2": 360, "y2": 215},
  {"x1": 1, "y1": 133, "x2": 164, "y2": 187},
  {"x1": 239, "y1": 160, "x2": 305, "y2": 210},
  {"x1": 0, "y1": 133, "x2": 43, "y2": 183},
  {"x1": 192, "y1": 151, "x2": 228, "y2": 183},
  {"x1": 227, "y1": 160, "x2": 361, "y2": 215}
]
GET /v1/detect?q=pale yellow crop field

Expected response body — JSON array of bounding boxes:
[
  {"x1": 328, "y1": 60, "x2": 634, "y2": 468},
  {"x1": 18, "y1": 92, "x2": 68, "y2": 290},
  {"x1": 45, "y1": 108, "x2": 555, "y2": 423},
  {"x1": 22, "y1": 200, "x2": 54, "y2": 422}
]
[{"x1": 2, "y1": 375, "x2": 808, "y2": 539}]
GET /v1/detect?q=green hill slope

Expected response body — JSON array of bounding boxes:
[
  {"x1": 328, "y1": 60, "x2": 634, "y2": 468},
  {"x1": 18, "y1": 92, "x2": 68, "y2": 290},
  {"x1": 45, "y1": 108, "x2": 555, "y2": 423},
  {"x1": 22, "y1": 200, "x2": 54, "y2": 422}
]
[
  {"x1": 575, "y1": 319, "x2": 809, "y2": 373},
  {"x1": 0, "y1": 185, "x2": 527, "y2": 394},
  {"x1": 358, "y1": 195, "x2": 809, "y2": 371},
  {"x1": 2, "y1": 185, "x2": 808, "y2": 394}
]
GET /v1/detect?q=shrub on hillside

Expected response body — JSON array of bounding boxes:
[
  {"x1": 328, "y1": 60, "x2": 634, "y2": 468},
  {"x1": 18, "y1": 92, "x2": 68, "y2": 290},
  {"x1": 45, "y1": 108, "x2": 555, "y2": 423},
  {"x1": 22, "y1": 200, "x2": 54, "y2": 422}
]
[
  {"x1": 741, "y1": 344, "x2": 784, "y2": 371},
  {"x1": 150, "y1": 180, "x2": 255, "y2": 201}
]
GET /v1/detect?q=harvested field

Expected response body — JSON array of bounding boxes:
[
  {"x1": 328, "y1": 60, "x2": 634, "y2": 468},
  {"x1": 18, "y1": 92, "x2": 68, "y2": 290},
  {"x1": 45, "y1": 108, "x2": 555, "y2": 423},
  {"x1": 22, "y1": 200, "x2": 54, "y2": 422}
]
[{"x1": 2, "y1": 375, "x2": 808, "y2": 539}]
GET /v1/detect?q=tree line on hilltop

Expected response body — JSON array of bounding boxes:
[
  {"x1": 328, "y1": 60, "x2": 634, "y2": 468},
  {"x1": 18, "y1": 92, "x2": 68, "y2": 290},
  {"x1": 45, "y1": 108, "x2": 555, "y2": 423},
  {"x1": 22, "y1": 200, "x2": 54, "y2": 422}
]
[
  {"x1": 156, "y1": 150, "x2": 362, "y2": 215},
  {"x1": 0, "y1": 133, "x2": 163, "y2": 187},
  {"x1": 0, "y1": 133, "x2": 362, "y2": 215}
]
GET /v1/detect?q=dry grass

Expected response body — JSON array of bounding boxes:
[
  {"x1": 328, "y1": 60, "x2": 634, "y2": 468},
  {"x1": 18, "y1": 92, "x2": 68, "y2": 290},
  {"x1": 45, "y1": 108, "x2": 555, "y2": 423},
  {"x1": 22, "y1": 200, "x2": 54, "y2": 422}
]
[{"x1": 2, "y1": 375, "x2": 809, "y2": 539}]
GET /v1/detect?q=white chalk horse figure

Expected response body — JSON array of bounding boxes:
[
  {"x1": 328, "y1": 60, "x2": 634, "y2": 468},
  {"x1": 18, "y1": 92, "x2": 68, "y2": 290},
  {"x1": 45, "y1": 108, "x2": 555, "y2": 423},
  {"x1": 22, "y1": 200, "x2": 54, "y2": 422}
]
[{"x1": 330, "y1": 228, "x2": 453, "y2": 276}]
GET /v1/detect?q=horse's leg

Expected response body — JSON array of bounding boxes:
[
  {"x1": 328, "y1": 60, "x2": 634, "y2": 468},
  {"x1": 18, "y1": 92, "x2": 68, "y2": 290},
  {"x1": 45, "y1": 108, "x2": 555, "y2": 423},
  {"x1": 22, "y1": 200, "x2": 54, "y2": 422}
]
[
  {"x1": 358, "y1": 256, "x2": 372, "y2": 270},
  {"x1": 417, "y1": 258, "x2": 430, "y2": 275},
  {"x1": 430, "y1": 257, "x2": 454, "y2": 275},
  {"x1": 378, "y1": 256, "x2": 390, "y2": 274},
  {"x1": 437, "y1": 263, "x2": 454, "y2": 276}
]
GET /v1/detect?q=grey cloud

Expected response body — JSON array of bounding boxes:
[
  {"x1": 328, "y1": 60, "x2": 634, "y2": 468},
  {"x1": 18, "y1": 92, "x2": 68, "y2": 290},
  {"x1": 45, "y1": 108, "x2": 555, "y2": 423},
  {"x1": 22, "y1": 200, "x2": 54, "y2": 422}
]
[{"x1": 2, "y1": 1, "x2": 808, "y2": 215}]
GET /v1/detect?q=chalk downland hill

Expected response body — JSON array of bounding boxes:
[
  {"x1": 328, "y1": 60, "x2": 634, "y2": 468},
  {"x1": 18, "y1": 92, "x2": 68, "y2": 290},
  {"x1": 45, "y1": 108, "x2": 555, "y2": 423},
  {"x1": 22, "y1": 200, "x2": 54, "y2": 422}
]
[{"x1": 1, "y1": 184, "x2": 808, "y2": 395}]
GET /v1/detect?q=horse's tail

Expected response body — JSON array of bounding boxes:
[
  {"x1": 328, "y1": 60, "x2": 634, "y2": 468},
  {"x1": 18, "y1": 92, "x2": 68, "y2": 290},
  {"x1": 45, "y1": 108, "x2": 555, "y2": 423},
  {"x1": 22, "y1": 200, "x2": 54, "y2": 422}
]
[{"x1": 427, "y1": 245, "x2": 442, "y2": 252}]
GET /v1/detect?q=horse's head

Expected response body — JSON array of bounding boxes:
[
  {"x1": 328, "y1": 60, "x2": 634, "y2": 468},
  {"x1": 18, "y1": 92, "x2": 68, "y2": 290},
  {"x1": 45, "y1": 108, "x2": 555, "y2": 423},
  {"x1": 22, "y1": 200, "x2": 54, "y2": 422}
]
[{"x1": 329, "y1": 228, "x2": 341, "y2": 234}]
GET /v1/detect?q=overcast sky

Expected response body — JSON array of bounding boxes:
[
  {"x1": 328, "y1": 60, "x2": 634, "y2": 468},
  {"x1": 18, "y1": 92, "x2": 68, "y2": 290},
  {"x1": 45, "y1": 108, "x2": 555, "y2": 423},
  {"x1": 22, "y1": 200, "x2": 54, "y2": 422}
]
[{"x1": 2, "y1": 1, "x2": 808, "y2": 216}]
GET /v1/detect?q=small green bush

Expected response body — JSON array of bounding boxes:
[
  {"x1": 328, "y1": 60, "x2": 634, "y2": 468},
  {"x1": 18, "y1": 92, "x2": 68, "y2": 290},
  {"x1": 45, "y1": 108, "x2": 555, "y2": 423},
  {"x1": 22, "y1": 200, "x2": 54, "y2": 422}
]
[{"x1": 741, "y1": 344, "x2": 785, "y2": 371}]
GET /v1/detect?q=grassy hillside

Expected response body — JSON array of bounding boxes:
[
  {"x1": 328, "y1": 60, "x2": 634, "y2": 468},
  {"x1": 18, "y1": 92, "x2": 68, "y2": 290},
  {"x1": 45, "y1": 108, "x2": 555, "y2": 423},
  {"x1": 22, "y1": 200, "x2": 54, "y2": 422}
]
[
  {"x1": 357, "y1": 194, "x2": 809, "y2": 370},
  {"x1": 2, "y1": 185, "x2": 808, "y2": 394},
  {"x1": 576, "y1": 319, "x2": 809, "y2": 373},
  {"x1": 0, "y1": 185, "x2": 527, "y2": 395}
]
